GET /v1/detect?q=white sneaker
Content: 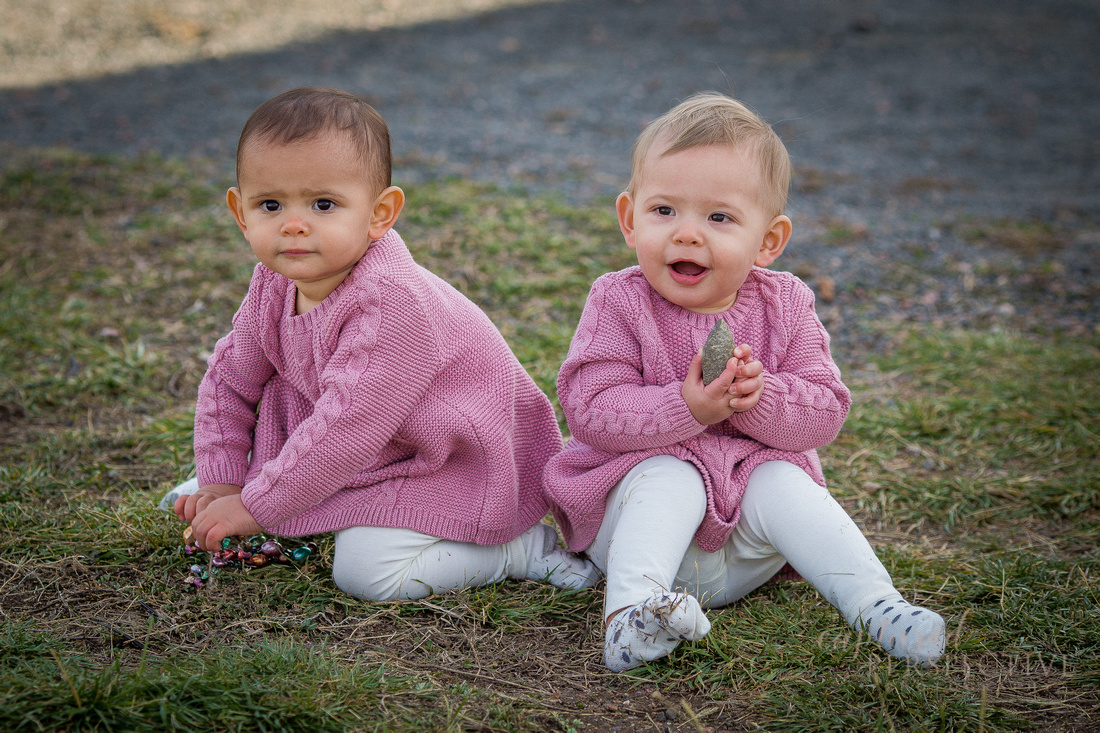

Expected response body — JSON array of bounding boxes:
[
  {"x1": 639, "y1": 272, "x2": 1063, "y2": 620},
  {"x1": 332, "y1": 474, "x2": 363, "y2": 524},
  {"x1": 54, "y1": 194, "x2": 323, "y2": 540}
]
[
  {"x1": 522, "y1": 522, "x2": 602, "y2": 590},
  {"x1": 603, "y1": 592, "x2": 711, "y2": 672},
  {"x1": 158, "y1": 477, "x2": 199, "y2": 511}
]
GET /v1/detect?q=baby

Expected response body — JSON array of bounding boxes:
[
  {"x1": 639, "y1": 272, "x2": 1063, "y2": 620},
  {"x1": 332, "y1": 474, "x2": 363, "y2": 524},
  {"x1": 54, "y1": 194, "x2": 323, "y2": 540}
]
[
  {"x1": 171, "y1": 86, "x2": 597, "y2": 600},
  {"x1": 543, "y1": 92, "x2": 946, "y2": 671}
]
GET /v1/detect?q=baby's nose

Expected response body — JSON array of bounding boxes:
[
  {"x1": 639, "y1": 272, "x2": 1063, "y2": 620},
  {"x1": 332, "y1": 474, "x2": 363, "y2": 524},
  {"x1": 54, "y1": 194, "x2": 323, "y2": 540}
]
[
  {"x1": 281, "y1": 216, "x2": 309, "y2": 235},
  {"x1": 674, "y1": 220, "x2": 702, "y2": 244}
]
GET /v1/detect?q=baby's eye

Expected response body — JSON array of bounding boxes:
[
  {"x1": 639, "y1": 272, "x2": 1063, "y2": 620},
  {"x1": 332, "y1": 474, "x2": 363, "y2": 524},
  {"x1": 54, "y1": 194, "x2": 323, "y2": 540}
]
[
  {"x1": 313, "y1": 199, "x2": 336, "y2": 212},
  {"x1": 261, "y1": 200, "x2": 281, "y2": 212},
  {"x1": 710, "y1": 212, "x2": 732, "y2": 223},
  {"x1": 655, "y1": 206, "x2": 674, "y2": 216}
]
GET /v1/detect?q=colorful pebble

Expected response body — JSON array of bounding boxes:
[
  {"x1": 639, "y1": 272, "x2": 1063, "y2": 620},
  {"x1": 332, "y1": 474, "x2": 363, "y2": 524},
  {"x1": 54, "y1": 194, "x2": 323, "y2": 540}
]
[
  {"x1": 259, "y1": 540, "x2": 283, "y2": 557},
  {"x1": 181, "y1": 534, "x2": 316, "y2": 591}
]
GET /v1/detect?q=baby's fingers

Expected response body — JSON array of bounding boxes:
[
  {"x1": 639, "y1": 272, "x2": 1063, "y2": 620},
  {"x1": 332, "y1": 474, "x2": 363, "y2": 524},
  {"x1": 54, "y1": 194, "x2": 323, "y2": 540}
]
[{"x1": 177, "y1": 491, "x2": 208, "y2": 523}]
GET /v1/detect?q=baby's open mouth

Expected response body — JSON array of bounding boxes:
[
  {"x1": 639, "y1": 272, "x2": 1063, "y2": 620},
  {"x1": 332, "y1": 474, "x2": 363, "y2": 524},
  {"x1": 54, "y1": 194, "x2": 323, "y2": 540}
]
[{"x1": 670, "y1": 261, "x2": 707, "y2": 277}]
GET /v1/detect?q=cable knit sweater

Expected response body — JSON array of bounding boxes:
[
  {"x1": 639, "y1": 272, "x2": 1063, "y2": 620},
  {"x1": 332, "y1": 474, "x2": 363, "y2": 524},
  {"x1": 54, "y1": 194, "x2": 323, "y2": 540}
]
[
  {"x1": 544, "y1": 265, "x2": 850, "y2": 553},
  {"x1": 193, "y1": 229, "x2": 563, "y2": 544}
]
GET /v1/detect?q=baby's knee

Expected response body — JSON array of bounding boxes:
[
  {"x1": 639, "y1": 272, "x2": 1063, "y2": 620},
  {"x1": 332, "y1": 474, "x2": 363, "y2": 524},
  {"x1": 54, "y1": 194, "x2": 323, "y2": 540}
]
[
  {"x1": 621, "y1": 455, "x2": 707, "y2": 514},
  {"x1": 332, "y1": 526, "x2": 434, "y2": 601},
  {"x1": 743, "y1": 461, "x2": 823, "y2": 512},
  {"x1": 332, "y1": 554, "x2": 403, "y2": 601}
]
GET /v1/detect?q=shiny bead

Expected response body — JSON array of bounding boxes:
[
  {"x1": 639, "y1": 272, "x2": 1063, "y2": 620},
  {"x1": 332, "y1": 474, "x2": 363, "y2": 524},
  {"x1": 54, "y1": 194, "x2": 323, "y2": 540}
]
[
  {"x1": 190, "y1": 564, "x2": 203, "y2": 574},
  {"x1": 211, "y1": 556, "x2": 228, "y2": 568},
  {"x1": 260, "y1": 540, "x2": 284, "y2": 557},
  {"x1": 221, "y1": 537, "x2": 232, "y2": 550},
  {"x1": 290, "y1": 546, "x2": 312, "y2": 562},
  {"x1": 248, "y1": 553, "x2": 271, "y2": 568},
  {"x1": 182, "y1": 526, "x2": 194, "y2": 543}
]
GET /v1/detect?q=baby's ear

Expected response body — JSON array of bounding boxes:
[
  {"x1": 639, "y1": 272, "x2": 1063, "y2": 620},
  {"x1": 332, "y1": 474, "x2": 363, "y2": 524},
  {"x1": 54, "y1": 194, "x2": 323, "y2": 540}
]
[
  {"x1": 369, "y1": 186, "x2": 405, "y2": 239},
  {"x1": 755, "y1": 215, "x2": 792, "y2": 267},
  {"x1": 226, "y1": 187, "x2": 249, "y2": 237},
  {"x1": 616, "y1": 192, "x2": 637, "y2": 249}
]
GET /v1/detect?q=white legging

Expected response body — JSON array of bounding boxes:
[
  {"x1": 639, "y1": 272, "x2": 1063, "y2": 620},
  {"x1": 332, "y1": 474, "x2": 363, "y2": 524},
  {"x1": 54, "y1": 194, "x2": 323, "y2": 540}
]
[
  {"x1": 332, "y1": 526, "x2": 534, "y2": 601},
  {"x1": 587, "y1": 456, "x2": 898, "y2": 626}
]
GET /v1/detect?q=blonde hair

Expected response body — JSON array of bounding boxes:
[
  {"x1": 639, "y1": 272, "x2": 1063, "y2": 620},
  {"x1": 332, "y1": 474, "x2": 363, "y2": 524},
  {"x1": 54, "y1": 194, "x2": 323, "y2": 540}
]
[
  {"x1": 627, "y1": 92, "x2": 790, "y2": 216},
  {"x1": 236, "y1": 87, "x2": 392, "y2": 193}
]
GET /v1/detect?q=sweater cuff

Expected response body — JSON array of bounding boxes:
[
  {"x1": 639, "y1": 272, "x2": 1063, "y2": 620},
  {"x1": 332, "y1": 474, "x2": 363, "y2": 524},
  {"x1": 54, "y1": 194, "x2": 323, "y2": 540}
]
[
  {"x1": 197, "y1": 454, "x2": 249, "y2": 489},
  {"x1": 667, "y1": 390, "x2": 708, "y2": 440},
  {"x1": 729, "y1": 372, "x2": 786, "y2": 433}
]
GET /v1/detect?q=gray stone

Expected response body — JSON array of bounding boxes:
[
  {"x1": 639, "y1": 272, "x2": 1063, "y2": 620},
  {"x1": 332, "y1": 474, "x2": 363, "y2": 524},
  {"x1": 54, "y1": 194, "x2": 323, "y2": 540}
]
[{"x1": 701, "y1": 319, "x2": 734, "y2": 385}]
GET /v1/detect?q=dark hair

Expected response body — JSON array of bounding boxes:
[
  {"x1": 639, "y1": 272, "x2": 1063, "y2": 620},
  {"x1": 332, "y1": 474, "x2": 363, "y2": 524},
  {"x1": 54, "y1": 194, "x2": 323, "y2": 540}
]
[{"x1": 236, "y1": 87, "x2": 392, "y2": 192}]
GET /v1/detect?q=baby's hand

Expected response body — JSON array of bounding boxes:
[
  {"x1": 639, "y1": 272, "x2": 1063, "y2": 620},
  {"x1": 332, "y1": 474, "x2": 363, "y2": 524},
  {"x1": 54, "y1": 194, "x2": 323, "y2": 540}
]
[
  {"x1": 682, "y1": 351, "x2": 739, "y2": 425},
  {"x1": 190, "y1": 494, "x2": 264, "y2": 552},
  {"x1": 727, "y1": 344, "x2": 765, "y2": 413},
  {"x1": 175, "y1": 483, "x2": 243, "y2": 523}
]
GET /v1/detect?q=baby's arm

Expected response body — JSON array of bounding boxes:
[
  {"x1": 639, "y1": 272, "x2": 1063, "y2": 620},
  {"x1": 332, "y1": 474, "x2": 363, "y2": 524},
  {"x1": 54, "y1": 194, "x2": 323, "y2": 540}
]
[
  {"x1": 560, "y1": 302, "x2": 704, "y2": 452},
  {"x1": 193, "y1": 269, "x2": 278, "y2": 492},
  {"x1": 239, "y1": 303, "x2": 441, "y2": 530},
  {"x1": 728, "y1": 300, "x2": 850, "y2": 452}
]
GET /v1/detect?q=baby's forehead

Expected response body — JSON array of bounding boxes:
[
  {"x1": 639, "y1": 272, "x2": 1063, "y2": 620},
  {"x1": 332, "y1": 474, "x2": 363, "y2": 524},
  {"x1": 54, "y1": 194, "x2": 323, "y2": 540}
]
[
  {"x1": 240, "y1": 128, "x2": 357, "y2": 158},
  {"x1": 652, "y1": 136, "x2": 756, "y2": 164},
  {"x1": 637, "y1": 140, "x2": 762, "y2": 184},
  {"x1": 237, "y1": 130, "x2": 376, "y2": 181}
]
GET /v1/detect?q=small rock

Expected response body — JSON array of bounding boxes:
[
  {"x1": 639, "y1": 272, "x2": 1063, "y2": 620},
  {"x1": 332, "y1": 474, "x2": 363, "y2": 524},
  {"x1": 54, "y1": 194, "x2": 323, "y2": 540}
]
[{"x1": 701, "y1": 319, "x2": 734, "y2": 385}]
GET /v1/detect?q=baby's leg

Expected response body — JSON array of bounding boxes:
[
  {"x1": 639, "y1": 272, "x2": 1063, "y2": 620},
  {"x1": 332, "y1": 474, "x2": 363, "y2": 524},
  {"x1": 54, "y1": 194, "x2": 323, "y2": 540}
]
[
  {"x1": 589, "y1": 455, "x2": 712, "y2": 671},
  {"x1": 333, "y1": 523, "x2": 597, "y2": 601},
  {"x1": 701, "y1": 461, "x2": 945, "y2": 666}
]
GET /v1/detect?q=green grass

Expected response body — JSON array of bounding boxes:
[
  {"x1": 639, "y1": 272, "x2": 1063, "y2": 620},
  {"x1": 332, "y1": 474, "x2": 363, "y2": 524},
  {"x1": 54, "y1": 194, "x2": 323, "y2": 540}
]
[{"x1": 1, "y1": 149, "x2": 1098, "y2": 731}]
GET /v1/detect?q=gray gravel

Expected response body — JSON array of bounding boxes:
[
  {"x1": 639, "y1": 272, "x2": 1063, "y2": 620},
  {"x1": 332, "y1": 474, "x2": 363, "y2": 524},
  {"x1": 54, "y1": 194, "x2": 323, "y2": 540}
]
[{"x1": 2, "y1": 0, "x2": 1097, "y2": 358}]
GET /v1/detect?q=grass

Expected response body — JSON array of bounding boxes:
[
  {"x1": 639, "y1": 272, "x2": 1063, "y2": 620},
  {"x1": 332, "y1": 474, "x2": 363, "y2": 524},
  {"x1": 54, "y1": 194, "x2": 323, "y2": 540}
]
[{"x1": 1, "y1": 149, "x2": 1098, "y2": 731}]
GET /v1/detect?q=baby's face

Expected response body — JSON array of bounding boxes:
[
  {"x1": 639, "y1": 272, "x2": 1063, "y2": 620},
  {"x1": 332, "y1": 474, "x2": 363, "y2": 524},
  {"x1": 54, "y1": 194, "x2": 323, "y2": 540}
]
[
  {"x1": 229, "y1": 132, "x2": 381, "y2": 301},
  {"x1": 618, "y1": 143, "x2": 780, "y2": 313}
]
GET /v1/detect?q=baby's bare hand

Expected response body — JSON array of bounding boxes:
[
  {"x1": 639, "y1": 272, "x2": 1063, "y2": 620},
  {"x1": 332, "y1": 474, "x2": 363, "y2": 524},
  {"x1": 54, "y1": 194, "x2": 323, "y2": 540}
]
[
  {"x1": 191, "y1": 494, "x2": 263, "y2": 552},
  {"x1": 682, "y1": 352, "x2": 738, "y2": 425},
  {"x1": 175, "y1": 483, "x2": 242, "y2": 523},
  {"x1": 727, "y1": 346, "x2": 764, "y2": 412}
]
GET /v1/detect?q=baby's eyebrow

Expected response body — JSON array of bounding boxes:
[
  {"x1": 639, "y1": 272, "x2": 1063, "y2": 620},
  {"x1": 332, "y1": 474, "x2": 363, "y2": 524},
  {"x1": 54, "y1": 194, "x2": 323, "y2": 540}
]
[
  {"x1": 247, "y1": 189, "x2": 285, "y2": 201},
  {"x1": 300, "y1": 187, "x2": 344, "y2": 199}
]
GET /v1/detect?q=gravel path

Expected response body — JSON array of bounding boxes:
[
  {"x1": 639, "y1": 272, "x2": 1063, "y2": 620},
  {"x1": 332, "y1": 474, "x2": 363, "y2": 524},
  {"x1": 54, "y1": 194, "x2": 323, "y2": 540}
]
[{"x1": 2, "y1": 0, "x2": 1097, "y2": 357}]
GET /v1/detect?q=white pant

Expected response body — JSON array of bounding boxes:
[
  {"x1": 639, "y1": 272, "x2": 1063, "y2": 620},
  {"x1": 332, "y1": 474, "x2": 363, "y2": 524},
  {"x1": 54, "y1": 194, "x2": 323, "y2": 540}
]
[
  {"x1": 587, "y1": 456, "x2": 897, "y2": 626},
  {"x1": 333, "y1": 525, "x2": 536, "y2": 602}
]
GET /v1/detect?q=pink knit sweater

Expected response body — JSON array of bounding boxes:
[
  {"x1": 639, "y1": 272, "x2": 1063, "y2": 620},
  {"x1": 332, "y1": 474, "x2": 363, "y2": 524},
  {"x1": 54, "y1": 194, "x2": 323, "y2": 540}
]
[
  {"x1": 544, "y1": 266, "x2": 851, "y2": 553},
  {"x1": 193, "y1": 230, "x2": 563, "y2": 544}
]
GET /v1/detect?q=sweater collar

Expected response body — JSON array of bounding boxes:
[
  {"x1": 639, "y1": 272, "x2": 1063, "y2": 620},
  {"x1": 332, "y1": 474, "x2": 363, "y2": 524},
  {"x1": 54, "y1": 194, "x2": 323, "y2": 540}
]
[{"x1": 646, "y1": 267, "x2": 760, "y2": 327}]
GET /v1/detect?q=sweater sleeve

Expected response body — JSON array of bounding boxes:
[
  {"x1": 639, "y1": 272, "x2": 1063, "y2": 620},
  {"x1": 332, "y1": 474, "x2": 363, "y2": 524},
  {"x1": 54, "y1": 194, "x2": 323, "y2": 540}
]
[
  {"x1": 193, "y1": 276, "x2": 276, "y2": 488},
  {"x1": 241, "y1": 282, "x2": 440, "y2": 529},
  {"x1": 727, "y1": 280, "x2": 850, "y2": 452},
  {"x1": 558, "y1": 278, "x2": 704, "y2": 453}
]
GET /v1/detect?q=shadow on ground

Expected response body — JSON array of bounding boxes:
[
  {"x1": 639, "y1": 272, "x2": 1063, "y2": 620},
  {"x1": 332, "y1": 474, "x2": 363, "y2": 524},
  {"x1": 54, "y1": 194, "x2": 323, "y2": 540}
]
[{"x1": 2, "y1": 0, "x2": 1097, "y2": 217}]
